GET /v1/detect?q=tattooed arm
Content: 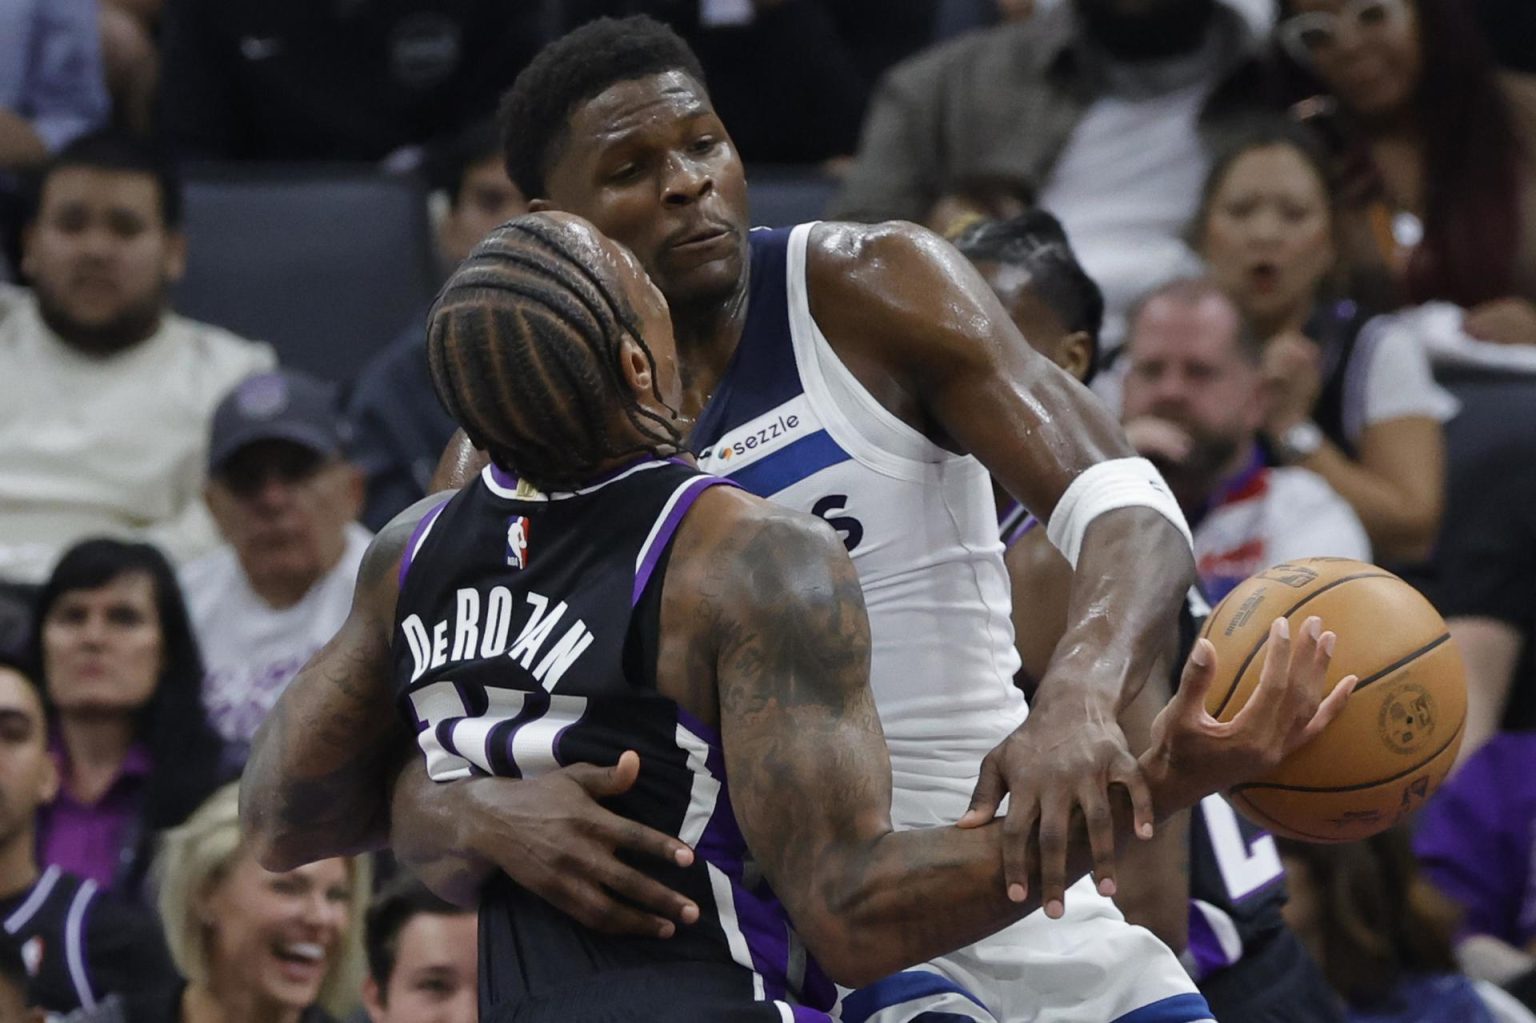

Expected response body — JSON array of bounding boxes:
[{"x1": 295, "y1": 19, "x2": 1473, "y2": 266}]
[
  {"x1": 241, "y1": 503, "x2": 424, "y2": 870},
  {"x1": 670, "y1": 490, "x2": 1351, "y2": 986}
]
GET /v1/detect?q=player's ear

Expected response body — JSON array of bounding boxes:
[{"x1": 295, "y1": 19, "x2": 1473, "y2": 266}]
[
  {"x1": 618, "y1": 335, "x2": 652, "y2": 396},
  {"x1": 1057, "y1": 331, "x2": 1093, "y2": 384}
]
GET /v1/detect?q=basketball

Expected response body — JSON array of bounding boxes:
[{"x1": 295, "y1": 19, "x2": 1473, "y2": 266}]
[{"x1": 1200, "y1": 557, "x2": 1467, "y2": 843}]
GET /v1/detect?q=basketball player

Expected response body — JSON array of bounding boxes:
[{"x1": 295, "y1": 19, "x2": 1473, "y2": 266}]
[
  {"x1": 245, "y1": 210, "x2": 1350, "y2": 1021},
  {"x1": 249, "y1": 16, "x2": 1297, "y2": 1021},
  {"x1": 953, "y1": 213, "x2": 1346, "y2": 1022}
]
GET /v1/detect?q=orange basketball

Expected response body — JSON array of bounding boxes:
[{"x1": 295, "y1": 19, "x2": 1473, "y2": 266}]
[{"x1": 1200, "y1": 557, "x2": 1466, "y2": 843}]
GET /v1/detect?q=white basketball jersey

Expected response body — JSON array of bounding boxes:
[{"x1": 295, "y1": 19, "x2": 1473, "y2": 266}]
[{"x1": 692, "y1": 224, "x2": 1025, "y2": 827}]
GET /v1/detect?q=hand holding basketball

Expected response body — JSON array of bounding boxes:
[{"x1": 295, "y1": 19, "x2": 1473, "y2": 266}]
[
  {"x1": 1146, "y1": 615, "x2": 1356, "y2": 815},
  {"x1": 1199, "y1": 558, "x2": 1467, "y2": 842}
]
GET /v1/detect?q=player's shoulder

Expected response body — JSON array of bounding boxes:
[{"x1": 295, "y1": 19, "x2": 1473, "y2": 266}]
[
  {"x1": 670, "y1": 483, "x2": 850, "y2": 596},
  {"x1": 805, "y1": 219, "x2": 966, "y2": 312}
]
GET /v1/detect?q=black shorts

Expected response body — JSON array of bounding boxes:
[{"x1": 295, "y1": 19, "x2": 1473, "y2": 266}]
[{"x1": 1199, "y1": 928, "x2": 1346, "y2": 1023}]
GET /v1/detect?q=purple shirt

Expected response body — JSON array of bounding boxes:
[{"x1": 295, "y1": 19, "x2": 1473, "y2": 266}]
[
  {"x1": 1414, "y1": 733, "x2": 1536, "y2": 946},
  {"x1": 36, "y1": 738, "x2": 152, "y2": 891}
]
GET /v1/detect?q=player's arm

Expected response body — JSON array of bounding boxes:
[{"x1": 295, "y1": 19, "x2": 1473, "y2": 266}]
[
  {"x1": 241, "y1": 506, "x2": 422, "y2": 869},
  {"x1": 1006, "y1": 528, "x2": 1190, "y2": 948},
  {"x1": 808, "y1": 221, "x2": 1195, "y2": 908},
  {"x1": 686, "y1": 492, "x2": 1345, "y2": 984}
]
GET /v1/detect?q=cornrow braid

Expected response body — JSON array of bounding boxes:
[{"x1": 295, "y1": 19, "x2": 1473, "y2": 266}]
[{"x1": 427, "y1": 215, "x2": 684, "y2": 491}]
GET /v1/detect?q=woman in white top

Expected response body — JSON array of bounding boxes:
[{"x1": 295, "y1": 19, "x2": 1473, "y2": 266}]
[{"x1": 1192, "y1": 123, "x2": 1457, "y2": 563}]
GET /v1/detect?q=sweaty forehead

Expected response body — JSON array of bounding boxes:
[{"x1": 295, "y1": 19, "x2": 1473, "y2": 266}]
[{"x1": 569, "y1": 71, "x2": 712, "y2": 152}]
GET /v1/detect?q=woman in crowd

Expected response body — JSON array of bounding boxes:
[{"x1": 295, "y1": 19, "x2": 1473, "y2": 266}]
[
  {"x1": 1278, "y1": 0, "x2": 1536, "y2": 340},
  {"x1": 1192, "y1": 124, "x2": 1456, "y2": 563},
  {"x1": 112, "y1": 783, "x2": 368, "y2": 1023},
  {"x1": 28, "y1": 538, "x2": 225, "y2": 897},
  {"x1": 1279, "y1": 826, "x2": 1535, "y2": 1022}
]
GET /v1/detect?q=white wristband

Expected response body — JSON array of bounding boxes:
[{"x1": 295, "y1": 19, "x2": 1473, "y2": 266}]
[{"x1": 1045, "y1": 456, "x2": 1193, "y2": 568}]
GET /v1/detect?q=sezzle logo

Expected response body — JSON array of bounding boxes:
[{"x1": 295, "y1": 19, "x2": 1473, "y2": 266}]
[
  {"x1": 706, "y1": 413, "x2": 802, "y2": 465},
  {"x1": 506, "y1": 516, "x2": 531, "y2": 570}
]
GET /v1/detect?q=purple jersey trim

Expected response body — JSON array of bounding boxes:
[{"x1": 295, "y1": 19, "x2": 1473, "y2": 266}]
[
  {"x1": 632, "y1": 476, "x2": 739, "y2": 606},
  {"x1": 398, "y1": 498, "x2": 451, "y2": 590}
]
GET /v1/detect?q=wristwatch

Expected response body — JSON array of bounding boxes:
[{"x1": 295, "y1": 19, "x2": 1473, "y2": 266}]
[{"x1": 1271, "y1": 420, "x2": 1325, "y2": 463}]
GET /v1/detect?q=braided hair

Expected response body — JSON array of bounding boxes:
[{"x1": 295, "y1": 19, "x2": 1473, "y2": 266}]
[
  {"x1": 952, "y1": 210, "x2": 1105, "y2": 385},
  {"x1": 426, "y1": 215, "x2": 684, "y2": 491}
]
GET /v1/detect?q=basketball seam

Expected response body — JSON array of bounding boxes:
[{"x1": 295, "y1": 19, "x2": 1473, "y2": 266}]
[
  {"x1": 1209, "y1": 572, "x2": 1398, "y2": 718},
  {"x1": 1348, "y1": 632, "x2": 1451, "y2": 694},
  {"x1": 1231, "y1": 715, "x2": 1465, "y2": 796},
  {"x1": 1228, "y1": 793, "x2": 1344, "y2": 844}
]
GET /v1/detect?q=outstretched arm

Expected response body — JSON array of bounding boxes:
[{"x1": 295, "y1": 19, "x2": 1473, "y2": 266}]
[
  {"x1": 808, "y1": 221, "x2": 1194, "y2": 909},
  {"x1": 680, "y1": 493, "x2": 1347, "y2": 985}
]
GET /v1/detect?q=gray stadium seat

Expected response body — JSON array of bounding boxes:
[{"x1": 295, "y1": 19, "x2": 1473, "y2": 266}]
[
  {"x1": 747, "y1": 166, "x2": 841, "y2": 228},
  {"x1": 175, "y1": 166, "x2": 439, "y2": 386}
]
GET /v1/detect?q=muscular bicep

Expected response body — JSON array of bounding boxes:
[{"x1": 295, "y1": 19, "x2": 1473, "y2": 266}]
[
  {"x1": 704, "y1": 508, "x2": 894, "y2": 922},
  {"x1": 809, "y1": 223, "x2": 1132, "y2": 521}
]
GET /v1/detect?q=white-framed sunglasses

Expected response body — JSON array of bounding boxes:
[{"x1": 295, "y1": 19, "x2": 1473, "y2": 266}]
[{"x1": 1278, "y1": 0, "x2": 1409, "y2": 64}]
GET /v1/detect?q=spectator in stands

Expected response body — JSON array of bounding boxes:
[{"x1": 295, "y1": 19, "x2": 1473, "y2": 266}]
[
  {"x1": 96, "y1": 0, "x2": 160, "y2": 136},
  {"x1": 831, "y1": 0, "x2": 1278, "y2": 346},
  {"x1": 28, "y1": 539, "x2": 225, "y2": 898},
  {"x1": 1416, "y1": 733, "x2": 1536, "y2": 1014},
  {"x1": 1280, "y1": 826, "x2": 1536, "y2": 1022},
  {"x1": 1193, "y1": 125, "x2": 1456, "y2": 563},
  {"x1": 1119, "y1": 277, "x2": 1370, "y2": 600},
  {"x1": 0, "y1": 0, "x2": 110, "y2": 274},
  {"x1": 348, "y1": 121, "x2": 526, "y2": 529},
  {"x1": 88, "y1": 784, "x2": 367, "y2": 1022},
  {"x1": 0, "y1": 132, "x2": 274, "y2": 586},
  {"x1": 361, "y1": 878, "x2": 477, "y2": 1023},
  {"x1": 1280, "y1": 0, "x2": 1536, "y2": 333},
  {"x1": 156, "y1": 0, "x2": 546, "y2": 165},
  {"x1": 182, "y1": 371, "x2": 370, "y2": 771},
  {"x1": 0, "y1": 656, "x2": 174, "y2": 1014},
  {"x1": 0, "y1": 936, "x2": 39, "y2": 1023}
]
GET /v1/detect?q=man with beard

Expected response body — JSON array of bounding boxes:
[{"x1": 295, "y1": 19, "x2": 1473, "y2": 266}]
[
  {"x1": 1120, "y1": 278, "x2": 1369, "y2": 600},
  {"x1": 831, "y1": 0, "x2": 1275, "y2": 348},
  {"x1": 0, "y1": 132, "x2": 274, "y2": 586}
]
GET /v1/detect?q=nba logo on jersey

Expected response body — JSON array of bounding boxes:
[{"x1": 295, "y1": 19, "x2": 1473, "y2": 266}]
[{"x1": 505, "y1": 516, "x2": 531, "y2": 570}]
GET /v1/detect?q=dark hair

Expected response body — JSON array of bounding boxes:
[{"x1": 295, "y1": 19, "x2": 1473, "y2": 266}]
[
  {"x1": 498, "y1": 15, "x2": 707, "y2": 198},
  {"x1": 427, "y1": 215, "x2": 684, "y2": 491},
  {"x1": 365, "y1": 876, "x2": 468, "y2": 993},
  {"x1": 1193, "y1": 120, "x2": 1337, "y2": 242},
  {"x1": 33, "y1": 130, "x2": 183, "y2": 229},
  {"x1": 28, "y1": 539, "x2": 224, "y2": 835},
  {"x1": 427, "y1": 119, "x2": 506, "y2": 208},
  {"x1": 952, "y1": 210, "x2": 1104, "y2": 384},
  {"x1": 1280, "y1": 0, "x2": 1524, "y2": 307},
  {"x1": 1278, "y1": 826, "x2": 1460, "y2": 1006}
]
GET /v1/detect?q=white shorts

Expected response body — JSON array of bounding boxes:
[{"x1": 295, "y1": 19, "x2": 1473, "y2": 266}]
[{"x1": 835, "y1": 877, "x2": 1214, "y2": 1023}]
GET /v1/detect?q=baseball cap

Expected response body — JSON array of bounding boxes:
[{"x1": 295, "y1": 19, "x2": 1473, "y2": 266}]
[{"x1": 208, "y1": 370, "x2": 347, "y2": 476}]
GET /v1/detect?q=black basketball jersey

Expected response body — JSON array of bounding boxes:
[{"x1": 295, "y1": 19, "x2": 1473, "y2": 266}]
[
  {"x1": 0, "y1": 865, "x2": 174, "y2": 1014},
  {"x1": 1176, "y1": 603, "x2": 1292, "y2": 982},
  {"x1": 393, "y1": 457, "x2": 837, "y2": 1022}
]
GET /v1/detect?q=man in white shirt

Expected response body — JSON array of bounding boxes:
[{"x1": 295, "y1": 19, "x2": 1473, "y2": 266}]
[
  {"x1": 181, "y1": 369, "x2": 370, "y2": 769},
  {"x1": 1120, "y1": 278, "x2": 1370, "y2": 600},
  {"x1": 0, "y1": 131, "x2": 274, "y2": 585}
]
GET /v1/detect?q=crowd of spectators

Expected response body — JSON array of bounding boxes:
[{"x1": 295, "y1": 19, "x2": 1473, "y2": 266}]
[{"x1": 0, "y1": 0, "x2": 1534, "y2": 1018}]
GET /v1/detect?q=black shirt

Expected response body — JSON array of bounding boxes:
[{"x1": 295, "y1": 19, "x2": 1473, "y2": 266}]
[
  {"x1": 158, "y1": 0, "x2": 546, "y2": 161},
  {"x1": 0, "y1": 866, "x2": 174, "y2": 1014}
]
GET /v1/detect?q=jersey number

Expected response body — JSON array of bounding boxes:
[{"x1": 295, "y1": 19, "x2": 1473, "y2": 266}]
[
  {"x1": 1202, "y1": 794, "x2": 1284, "y2": 901},
  {"x1": 811, "y1": 494, "x2": 863, "y2": 552}
]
